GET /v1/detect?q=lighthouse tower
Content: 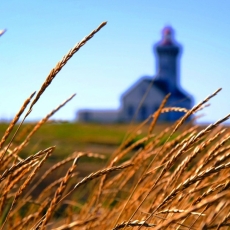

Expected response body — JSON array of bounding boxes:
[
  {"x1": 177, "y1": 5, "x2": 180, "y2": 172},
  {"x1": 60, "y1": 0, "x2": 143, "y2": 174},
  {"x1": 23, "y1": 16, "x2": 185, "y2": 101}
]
[
  {"x1": 155, "y1": 26, "x2": 181, "y2": 92},
  {"x1": 78, "y1": 25, "x2": 194, "y2": 123}
]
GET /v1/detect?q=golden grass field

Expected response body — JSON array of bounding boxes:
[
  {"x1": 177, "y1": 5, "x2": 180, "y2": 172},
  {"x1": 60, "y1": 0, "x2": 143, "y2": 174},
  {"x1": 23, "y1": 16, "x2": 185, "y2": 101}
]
[{"x1": 1, "y1": 22, "x2": 230, "y2": 229}]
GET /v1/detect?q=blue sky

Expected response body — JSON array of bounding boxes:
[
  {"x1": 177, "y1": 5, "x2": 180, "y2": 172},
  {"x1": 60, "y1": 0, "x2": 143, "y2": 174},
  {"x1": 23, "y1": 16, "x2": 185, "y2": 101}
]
[{"x1": 0, "y1": 1, "x2": 230, "y2": 123}]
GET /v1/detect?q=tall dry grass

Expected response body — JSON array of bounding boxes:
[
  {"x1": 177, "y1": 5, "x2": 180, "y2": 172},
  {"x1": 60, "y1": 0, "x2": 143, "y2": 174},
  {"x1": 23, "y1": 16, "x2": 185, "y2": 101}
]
[{"x1": 1, "y1": 21, "x2": 230, "y2": 229}]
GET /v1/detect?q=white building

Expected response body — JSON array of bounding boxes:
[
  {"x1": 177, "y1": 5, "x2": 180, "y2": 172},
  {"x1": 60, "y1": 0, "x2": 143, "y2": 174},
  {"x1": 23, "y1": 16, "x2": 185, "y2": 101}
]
[{"x1": 77, "y1": 109, "x2": 120, "y2": 123}]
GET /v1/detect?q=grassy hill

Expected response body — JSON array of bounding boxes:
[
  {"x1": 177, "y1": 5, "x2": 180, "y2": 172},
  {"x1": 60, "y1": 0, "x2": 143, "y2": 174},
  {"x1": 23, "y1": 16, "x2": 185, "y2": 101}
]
[
  {"x1": 0, "y1": 122, "x2": 172, "y2": 161},
  {"x1": 0, "y1": 122, "x2": 137, "y2": 159}
]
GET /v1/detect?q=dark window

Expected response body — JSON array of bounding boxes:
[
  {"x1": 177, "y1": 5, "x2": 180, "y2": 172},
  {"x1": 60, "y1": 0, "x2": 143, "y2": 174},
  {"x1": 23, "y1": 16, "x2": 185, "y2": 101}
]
[
  {"x1": 83, "y1": 112, "x2": 90, "y2": 121},
  {"x1": 127, "y1": 105, "x2": 134, "y2": 118},
  {"x1": 140, "y1": 105, "x2": 147, "y2": 120}
]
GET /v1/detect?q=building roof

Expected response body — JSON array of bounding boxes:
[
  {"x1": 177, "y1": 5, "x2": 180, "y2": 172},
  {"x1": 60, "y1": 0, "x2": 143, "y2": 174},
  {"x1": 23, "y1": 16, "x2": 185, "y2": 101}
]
[{"x1": 121, "y1": 76, "x2": 193, "y2": 103}]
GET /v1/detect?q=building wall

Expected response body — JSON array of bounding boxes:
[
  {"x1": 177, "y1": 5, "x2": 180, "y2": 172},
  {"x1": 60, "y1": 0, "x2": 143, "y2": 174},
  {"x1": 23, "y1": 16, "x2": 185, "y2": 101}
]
[
  {"x1": 120, "y1": 80, "x2": 165, "y2": 122},
  {"x1": 78, "y1": 110, "x2": 119, "y2": 123}
]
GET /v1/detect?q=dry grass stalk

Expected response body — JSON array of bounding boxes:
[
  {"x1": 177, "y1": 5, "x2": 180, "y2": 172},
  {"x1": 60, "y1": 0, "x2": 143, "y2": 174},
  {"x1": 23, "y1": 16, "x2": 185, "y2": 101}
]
[
  {"x1": 167, "y1": 128, "x2": 227, "y2": 188},
  {"x1": 148, "y1": 93, "x2": 170, "y2": 136},
  {"x1": 214, "y1": 150, "x2": 230, "y2": 167},
  {"x1": 216, "y1": 208, "x2": 230, "y2": 230},
  {"x1": 88, "y1": 146, "x2": 147, "y2": 220},
  {"x1": 161, "y1": 107, "x2": 188, "y2": 114},
  {"x1": 0, "y1": 175, "x2": 14, "y2": 218},
  {"x1": 209, "y1": 201, "x2": 230, "y2": 224},
  {"x1": 161, "y1": 131, "x2": 195, "y2": 166},
  {"x1": 194, "y1": 134, "x2": 230, "y2": 176},
  {"x1": 83, "y1": 161, "x2": 125, "y2": 219},
  {"x1": 167, "y1": 113, "x2": 230, "y2": 171},
  {"x1": 0, "y1": 165, "x2": 32, "y2": 216},
  {"x1": 134, "y1": 160, "x2": 230, "y2": 229},
  {"x1": 0, "y1": 91, "x2": 35, "y2": 150},
  {"x1": 123, "y1": 130, "x2": 198, "y2": 226},
  {"x1": 169, "y1": 88, "x2": 222, "y2": 140},
  {"x1": 11, "y1": 198, "x2": 50, "y2": 230},
  {"x1": 157, "y1": 209, "x2": 206, "y2": 216},
  {"x1": 193, "y1": 182, "x2": 228, "y2": 205},
  {"x1": 28, "y1": 151, "x2": 81, "y2": 197},
  {"x1": 0, "y1": 146, "x2": 55, "y2": 183},
  {"x1": 12, "y1": 214, "x2": 35, "y2": 230},
  {"x1": 0, "y1": 161, "x2": 39, "y2": 230},
  {"x1": 8, "y1": 150, "x2": 55, "y2": 219},
  {"x1": 113, "y1": 104, "x2": 194, "y2": 227},
  {"x1": 11, "y1": 94, "x2": 76, "y2": 157},
  {"x1": 38, "y1": 177, "x2": 66, "y2": 201},
  {"x1": 154, "y1": 115, "x2": 230, "y2": 201},
  {"x1": 113, "y1": 115, "x2": 152, "y2": 157},
  {"x1": 113, "y1": 220, "x2": 156, "y2": 229},
  {"x1": 188, "y1": 175, "x2": 230, "y2": 195},
  {"x1": 52, "y1": 216, "x2": 98, "y2": 230},
  {"x1": 27, "y1": 151, "x2": 103, "y2": 199},
  {"x1": 154, "y1": 192, "x2": 228, "y2": 230},
  {"x1": 160, "y1": 126, "x2": 197, "y2": 160},
  {"x1": 38, "y1": 173, "x2": 78, "y2": 201},
  {"x1": 39, "y1": 154, "x2": 84, "y2": 229},
  {"x1": 112, "y1": 130, "x2": 195, "y2": 228},
  {"x1": 156, "y1": 161, "x2": 230, "y2": 212},
  {"x1": 94, "y1": 157, "x2": 144, "y2": 218},
  {"x1": 115, "y1": 134, "x2": 155, "y2": 163},
  {"x1": 59, "y1": 162, "x2": 133, "y2": 206},
  {"x1": 1, "y1": 147, "x2": 54, "y2": 229},
  {"x1": 207, "y1": 223, "x2": 230, "y2": 229},
  {"x1": 29, "y1": 198, "x2": 51, "y2": 228}
]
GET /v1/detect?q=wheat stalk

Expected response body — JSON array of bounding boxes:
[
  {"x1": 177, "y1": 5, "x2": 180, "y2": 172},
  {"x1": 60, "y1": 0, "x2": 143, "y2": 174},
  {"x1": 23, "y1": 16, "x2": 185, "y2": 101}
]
[
  {"x1": 0, "y1": 91, "x2": 35, "y2": 151},
  {"x1": 154, "y1": 192, "x2": 228, "y2": 230},
  {"x1": 113, "y1": 220, "x2": 156, "y2": 229},
  {"x1": 1, "y1": 147, "x2": 54, "y2": 229},
  {"x1": 157, "y1": 209, "x2": 206, "y2": 216},
  {"x1": 39, "y1": 154, "x2": 84, "y2": 229},
  {"x1": 11, "y1": 94, "x2": 75, "y2": 157},
  {"x1": 148, "y1": 93, "x2": 170, "y2": 136},
  {"x1": 52, "y1": 216, "x2": 98, "y2": 230}
]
